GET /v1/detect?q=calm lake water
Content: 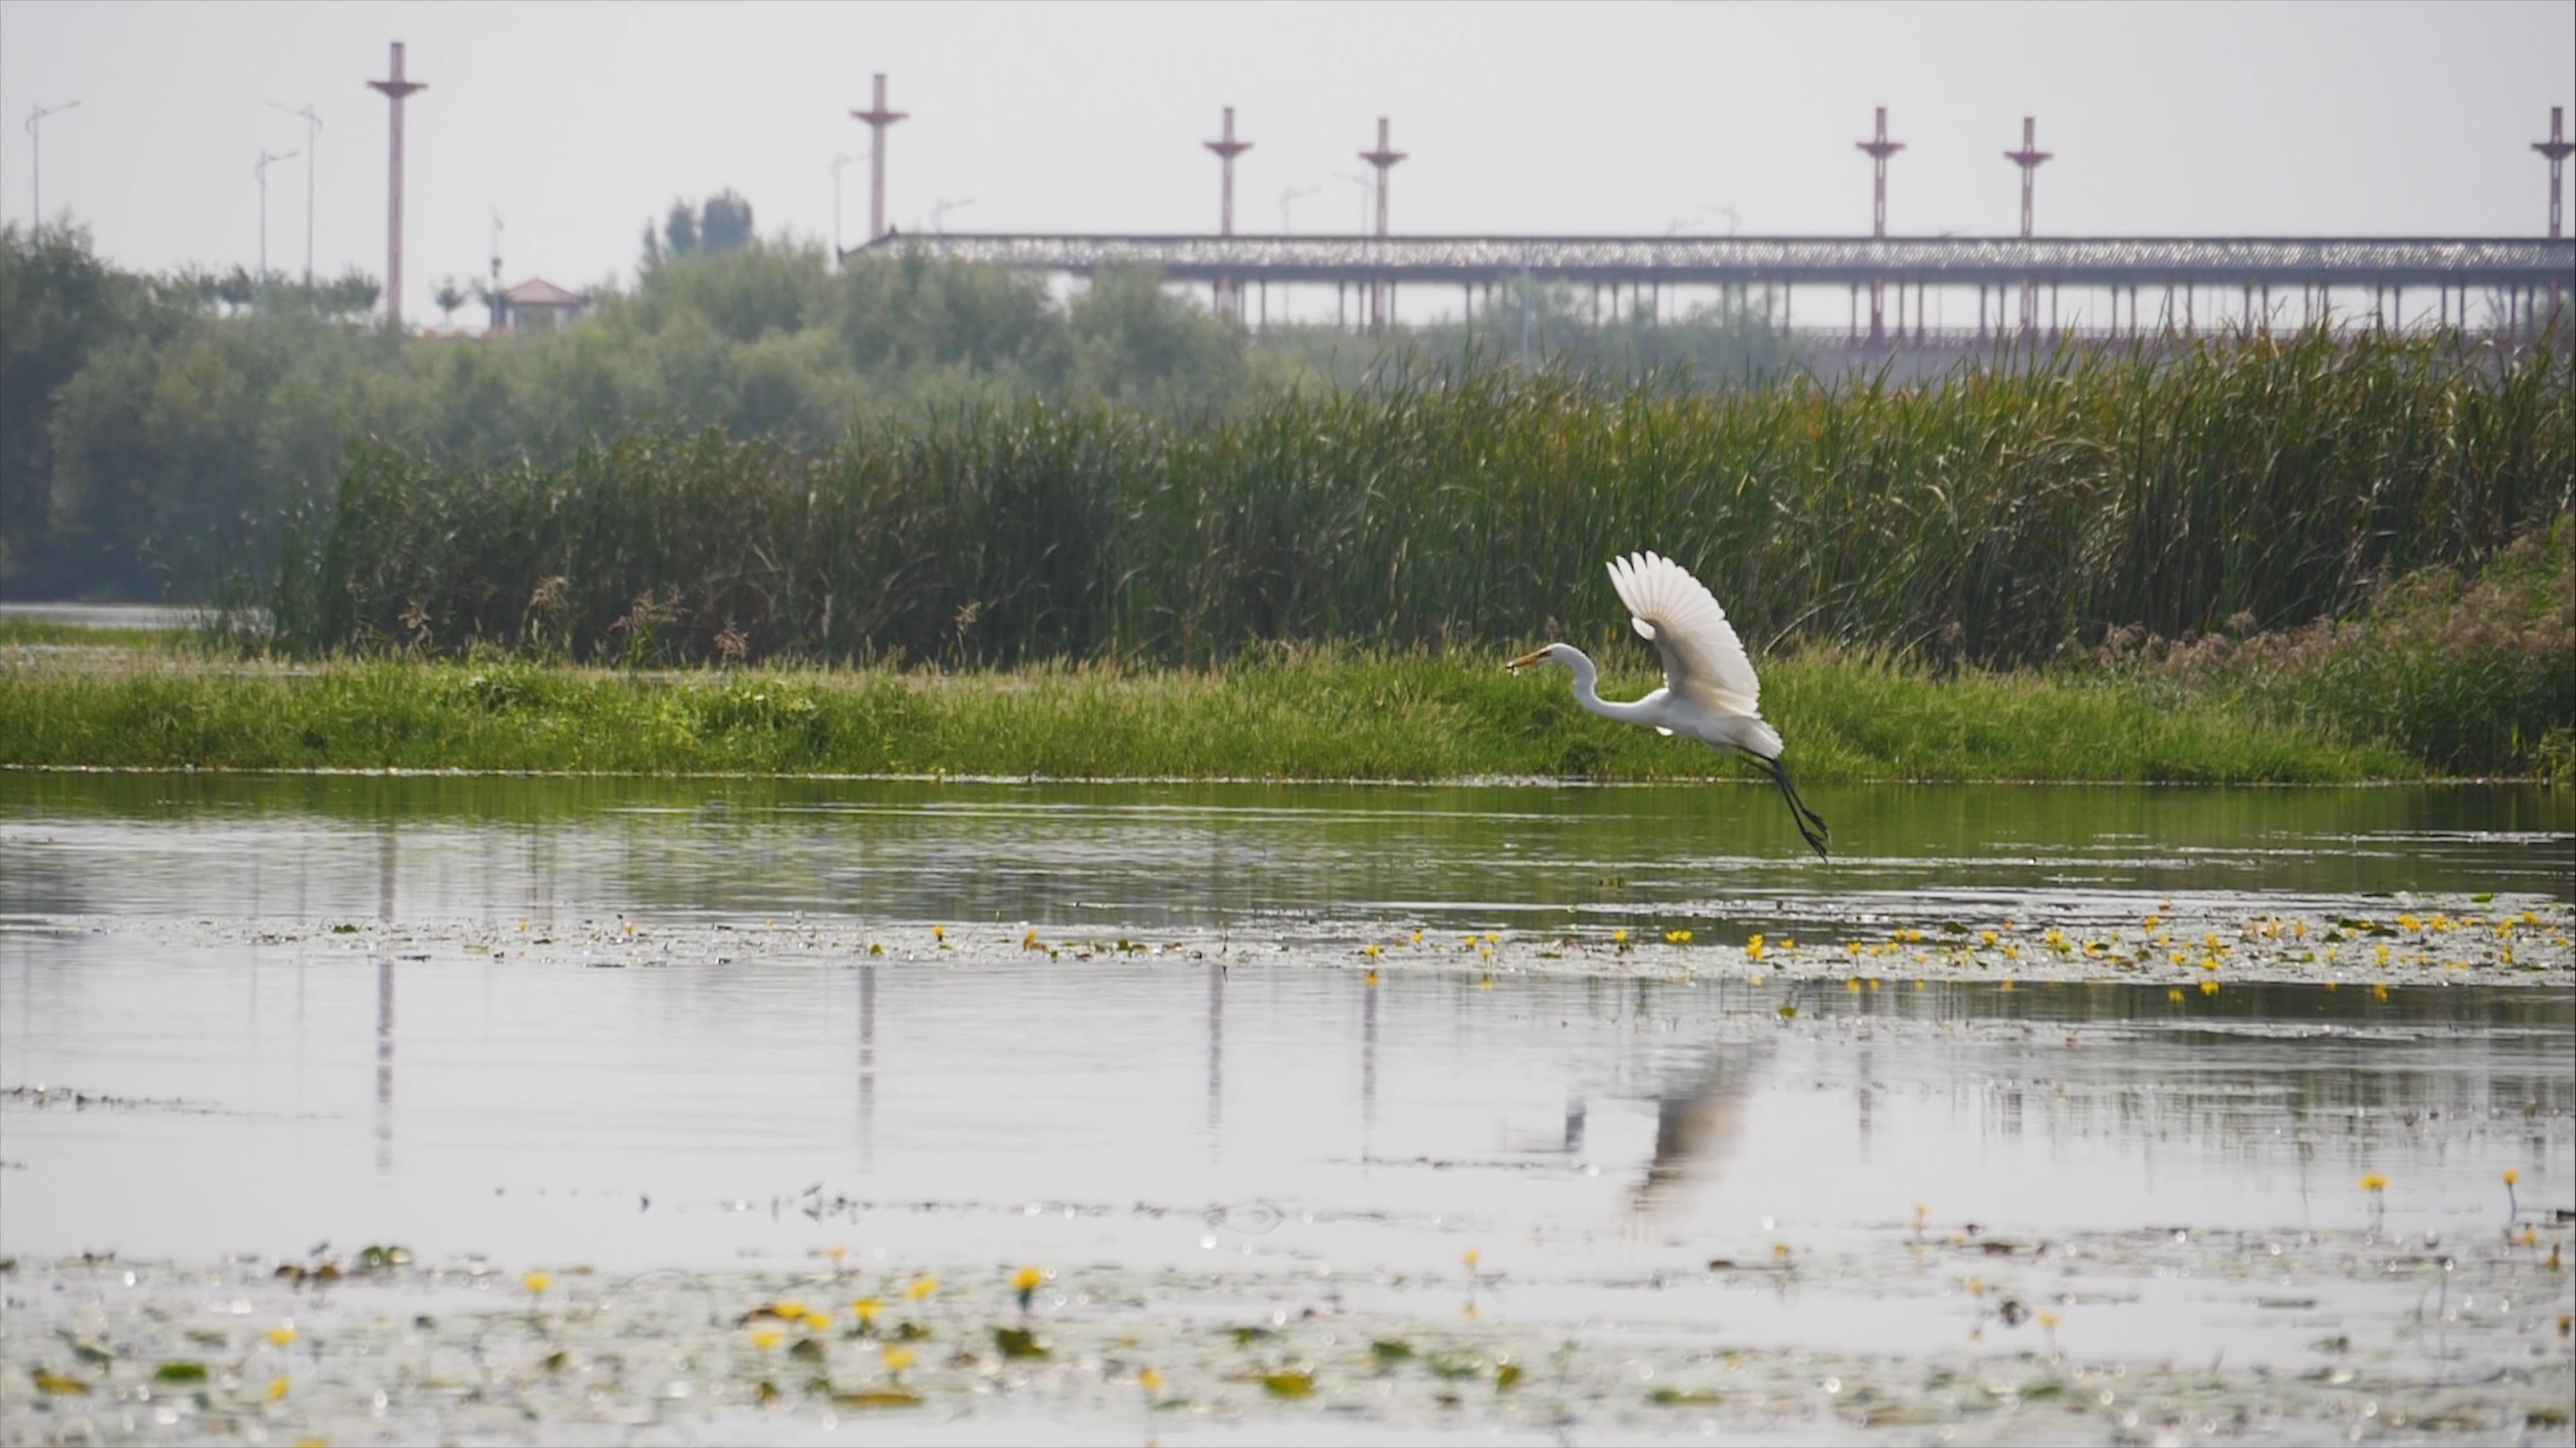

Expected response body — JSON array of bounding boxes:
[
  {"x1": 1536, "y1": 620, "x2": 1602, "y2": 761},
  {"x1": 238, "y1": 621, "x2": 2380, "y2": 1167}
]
[{"x1": 2, "y1": 773, "x2": 2571, "y2": 1394}]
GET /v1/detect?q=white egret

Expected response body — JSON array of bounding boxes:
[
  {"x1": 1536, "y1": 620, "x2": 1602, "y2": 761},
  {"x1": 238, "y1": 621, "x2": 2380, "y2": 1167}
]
[{"x1": 1508, "y1": 551, "x2": 1830, "y2": 859}]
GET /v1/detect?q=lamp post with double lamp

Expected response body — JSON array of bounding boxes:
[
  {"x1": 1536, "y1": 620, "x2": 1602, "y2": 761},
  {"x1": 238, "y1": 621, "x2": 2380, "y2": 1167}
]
[
  {"x1": 268, "y1": 102, "x2": 322, "y2": 284},
  {"x1": 24, "y1": 100, "x2": 80, "y2": 225},
  {"x1": 1277, "y1": 184, "x2": 1316, "y2": 234},
  {"x1": 256, "y1": 148, "x2": 301, "y2": 293},
  {"x1": 829, "y1": 154, "x2": 856, "y2": 264}
]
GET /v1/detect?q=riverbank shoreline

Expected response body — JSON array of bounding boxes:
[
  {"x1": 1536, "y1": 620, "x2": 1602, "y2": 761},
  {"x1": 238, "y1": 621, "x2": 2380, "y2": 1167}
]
[{"x1": 0, "y1": 651, "x2": 2447, "y2": 784}]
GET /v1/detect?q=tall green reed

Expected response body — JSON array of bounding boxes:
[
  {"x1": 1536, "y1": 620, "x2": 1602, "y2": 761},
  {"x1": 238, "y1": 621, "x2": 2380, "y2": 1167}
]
[{"x1": 269, "y1": 326, "x2": 2573, "y2": 669}]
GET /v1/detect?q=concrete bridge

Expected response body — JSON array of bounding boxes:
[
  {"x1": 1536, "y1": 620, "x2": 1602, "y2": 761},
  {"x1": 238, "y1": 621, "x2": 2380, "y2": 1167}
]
[{"x1": 857, "y1": 232, "x2": 2575, "y2": 346}]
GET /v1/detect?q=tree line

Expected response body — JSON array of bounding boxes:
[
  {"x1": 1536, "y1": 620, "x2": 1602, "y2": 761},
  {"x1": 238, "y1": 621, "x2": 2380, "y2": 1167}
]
[{"x1": 1, "y1": 212, "x2": 1796, "y2": 602}]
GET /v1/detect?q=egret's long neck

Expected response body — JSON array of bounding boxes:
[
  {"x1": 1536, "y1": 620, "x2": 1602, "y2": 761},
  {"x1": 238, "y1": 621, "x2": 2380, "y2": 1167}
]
[{"x1": 1558, "y1": 647, "x2": 1660, "y2": 724}]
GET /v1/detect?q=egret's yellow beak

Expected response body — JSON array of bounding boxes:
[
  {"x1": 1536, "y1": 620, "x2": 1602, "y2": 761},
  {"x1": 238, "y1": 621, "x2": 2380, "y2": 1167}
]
[{"x1": 1505, "y1": 648, "x2": 1547, "y2": 672}]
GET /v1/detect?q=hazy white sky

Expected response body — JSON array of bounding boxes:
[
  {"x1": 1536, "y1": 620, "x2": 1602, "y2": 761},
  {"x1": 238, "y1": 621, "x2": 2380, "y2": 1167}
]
[{"x1": 3, "y1": 0, "x2": 2571, "y2": 324}]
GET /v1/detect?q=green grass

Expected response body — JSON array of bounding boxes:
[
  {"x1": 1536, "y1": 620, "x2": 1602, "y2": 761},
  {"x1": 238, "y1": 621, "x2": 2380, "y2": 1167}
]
[
  {"x1": 0, "y1": 620, "x2": 172, "y2": 649},
  {"x1": 0, "y1": 648, "x2": 2414, "y2": 783},
  {"x1": 266, "y1": 328, "x2": 2573, "y2": 673},
  {"x1": 2099, "y1": 512, "x2": 2576, "y2": 779}
]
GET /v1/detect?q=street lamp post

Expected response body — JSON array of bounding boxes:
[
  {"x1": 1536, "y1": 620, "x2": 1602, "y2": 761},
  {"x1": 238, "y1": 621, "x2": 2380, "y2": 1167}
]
[
  {"x1": 269, "y1": 102, "x2": 322, "y2": 284},
  {"x1": 24, "y1": 100, "x2": 80, "y2": 226},
  {"x1": 929, "y1": 195, "x2": 975, "y2": 237},
  {"x1": 256, "y1": 148, "x2": 301, "y2": 291},
  {"x1": 1332, "y1": 173, "x2": 1370, "y2": 232},
  {"x1": 829, "y1": 154, "x2": 856, "y2": 264},
  {"x1": 1277, "y1": 184, "x2": 1316, "y2": 234}
]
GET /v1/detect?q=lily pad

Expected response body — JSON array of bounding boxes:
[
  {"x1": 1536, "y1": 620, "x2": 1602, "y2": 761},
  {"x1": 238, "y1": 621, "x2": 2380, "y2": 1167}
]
[{"x1": 833, "y1": 1389, "x2": 923, "y2": 1409}]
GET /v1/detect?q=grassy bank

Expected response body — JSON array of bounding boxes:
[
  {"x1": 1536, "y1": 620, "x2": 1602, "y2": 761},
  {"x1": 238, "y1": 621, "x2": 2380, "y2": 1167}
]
[
  {"x1": 269, "y1": 328, "x2": 2572, "y2": 671},
  {"x1": 0, "y1": 619, "x2": 181, "y2": 650},
  {"x1": 0, "y1": 648, "x2": 2417, "y2": 783}
]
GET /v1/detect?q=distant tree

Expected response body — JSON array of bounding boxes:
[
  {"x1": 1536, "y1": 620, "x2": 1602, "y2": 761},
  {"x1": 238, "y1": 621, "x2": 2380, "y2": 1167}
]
[
  {"x1": 324, "y1": 270, "x2": 381, "y2": 319},
  {"x1": 434, "y1": 278, "x2": 467, "y2": 327},
  {"x1": 663, "y1": 202, "x2": 699, "y2": 260},
  {"x1": 699, "y1": 190, "x2": 755, "y2": 255},
  {"x1": 1, "y1": 222, "x2": 144, "y2": 595},
  {"x1": 645, "y1": 191, "x2": 755, "y2": 268}
]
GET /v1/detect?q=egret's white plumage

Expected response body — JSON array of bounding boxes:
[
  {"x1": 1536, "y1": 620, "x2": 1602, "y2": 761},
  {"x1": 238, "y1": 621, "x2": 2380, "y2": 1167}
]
[{"x1": 1509, "y1": 551, "x2": 1829, "y2": 858}]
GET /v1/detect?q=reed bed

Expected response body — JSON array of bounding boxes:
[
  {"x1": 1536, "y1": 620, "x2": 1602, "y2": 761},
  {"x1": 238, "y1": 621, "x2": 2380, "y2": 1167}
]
[{"x1": 269, "y1": 327, "x2": 2572, "y2": 670}]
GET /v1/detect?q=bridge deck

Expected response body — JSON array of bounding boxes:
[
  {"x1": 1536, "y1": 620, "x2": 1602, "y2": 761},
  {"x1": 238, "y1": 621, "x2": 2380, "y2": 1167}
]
[{"x1": 859, "y1": 233, "x2": 2575, "y2": 289}]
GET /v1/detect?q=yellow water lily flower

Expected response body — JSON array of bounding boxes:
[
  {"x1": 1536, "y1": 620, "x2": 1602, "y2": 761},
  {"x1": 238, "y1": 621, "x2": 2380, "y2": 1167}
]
[
  {"x1": 883, "y1": 1346, "x2": 915, "y2": 1372},
  {"x1": 264, "y1": 1325, "x2": 297, "y2": 1348},
  {"x1": 266, "y1": 1375, "x2": 289, "y2": 1401},
  {"x1": 523, "y1": 1271, "x2": 553, "y2": 1296},
  {"x1": 1012, "y1": 1266, "x2": 1045, "y2": 1292},
  {"x1": 1139, "y1": 1366, "x2": 1165, "y2": 1393},
  {"x1": 2360, "y1": 1173, "x2": 2388, "y2": 1193},
  {"x1": 749, "y1": 1328, "x2": 783, "y2": 1350},
  {"x1": 852, "y1": 1298, "x2": 882, "y2": 1323},
  {"x1": 905, "y1": 1275, "x2": 938, "y2": 1301},
  {"x1": 2199, "y1": 980, "x2": 2219, "y2": 996}
]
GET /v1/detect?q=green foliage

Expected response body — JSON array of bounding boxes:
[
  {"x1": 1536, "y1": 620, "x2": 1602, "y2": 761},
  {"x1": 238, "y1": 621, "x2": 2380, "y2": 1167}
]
[
  {"x1": 0, "y1": 648, "x2": 2411, "y2": 781},
  {"x1": 2103, "y1": 514, "x2": 2576, "y2": 777},
  {"x1": 270, "y1": 333, "x2": 2574, "y2": 680},
  {"x1": 1, "y1": 222, "x2": 152, "y2": 595},
  {"x1": 3, "y1": 225, "x2": 1796, "y2": 605}
]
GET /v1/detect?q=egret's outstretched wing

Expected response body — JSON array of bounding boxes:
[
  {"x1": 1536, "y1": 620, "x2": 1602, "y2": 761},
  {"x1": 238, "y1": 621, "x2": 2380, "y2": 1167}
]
[{"x1": 1606, "y1": 551, "x2": 1761, "y2": 713}]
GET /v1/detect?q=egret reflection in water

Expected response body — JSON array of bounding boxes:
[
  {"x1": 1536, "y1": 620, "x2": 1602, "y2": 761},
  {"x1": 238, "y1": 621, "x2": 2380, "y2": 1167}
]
[{"x1": 1628, "y1": 1044, "x2": 1772, "y2": 1219}]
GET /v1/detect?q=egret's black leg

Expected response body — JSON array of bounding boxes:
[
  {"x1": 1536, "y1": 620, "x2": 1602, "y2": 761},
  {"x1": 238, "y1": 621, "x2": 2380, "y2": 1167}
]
[{"x1": 1763, "y1": 756, "x2": 1831, "y2": 861}]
